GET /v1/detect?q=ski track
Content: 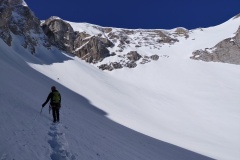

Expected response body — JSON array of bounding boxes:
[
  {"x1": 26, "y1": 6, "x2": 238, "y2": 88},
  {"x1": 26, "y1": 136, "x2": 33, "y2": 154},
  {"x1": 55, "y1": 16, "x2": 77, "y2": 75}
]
[{"x1": 48, "y1": 123, "x2": 77, "y2": 160}]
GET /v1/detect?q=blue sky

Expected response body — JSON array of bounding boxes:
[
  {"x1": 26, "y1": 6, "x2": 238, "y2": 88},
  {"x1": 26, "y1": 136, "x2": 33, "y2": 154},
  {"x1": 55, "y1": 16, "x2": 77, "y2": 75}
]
[{"x1": 25, "y1": 0, "x2": 239, "y2": 29}]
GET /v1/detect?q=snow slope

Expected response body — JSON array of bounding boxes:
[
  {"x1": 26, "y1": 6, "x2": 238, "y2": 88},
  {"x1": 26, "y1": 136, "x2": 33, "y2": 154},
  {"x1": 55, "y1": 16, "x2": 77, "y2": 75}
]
[
  {"x1": 0, "y1": 16, "x2": 240, "y2": 160},
  {"x1": 0, "y1": 38, "x2": 214, "y2": 160},
  {"x1": 31, "y1": 17, "x2": 240, "y2": 160}
]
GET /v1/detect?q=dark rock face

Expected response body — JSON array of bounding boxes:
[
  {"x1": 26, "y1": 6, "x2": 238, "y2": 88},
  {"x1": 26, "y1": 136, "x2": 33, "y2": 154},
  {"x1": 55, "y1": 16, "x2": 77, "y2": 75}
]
[
  {"x1": 174, "y1": 28, "x2": 189, "y2": 39},
  {"x1": 154, "y1": 30, "x2": 179, "y2": 43},
  {"x1": 111, "y1": 62, "x2": 123, "y2": 69},
  {"x1": 42, "y1": 17, "x2": 75, "y2": 53},
  {"x1": 125, "y1": 62, "x2": 137, "y2": 68},
  {"x1": 191, "y1": 27, "x2": 240, "y2": 64},
  {"x1": 98, "y1": 62, "x2": 123, "y2": 71},
  {"x1": 0, "y1": 0, "x2": 50, "y2": 53},
  {"x1": 0, "y1": 0, "x2": 12, "y2": 46},
  {"x1": 41, "y1": 17, "x2": 113, "y2": 63},
  {"x1": 74, "y1": 36, "x2": 111, "y2": 63},
  {"x1": 98, "y1": 64, "x2": 114, "y2": 71},
  {"x1": 234, "y1": 14, "x2": 240, "y2": 19},
  {"x1": 127, "y1": 51, "x2": 142, "y2": 61},
  {"x1": 98, "y1": 52, "x2": 162, "y2": 71},
  {"x1": 150, "y1": 55, "x2": 159, "y2": 61}
]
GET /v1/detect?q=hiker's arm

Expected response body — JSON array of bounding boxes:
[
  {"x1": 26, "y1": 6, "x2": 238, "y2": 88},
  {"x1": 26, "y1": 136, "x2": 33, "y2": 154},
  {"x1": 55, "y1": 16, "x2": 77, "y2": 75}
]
[
  {"x1": 60, "y1": 93, "x2": 61, "y2": 103},
  {"x1": 42, "y1": 93, "x2": 52, "y2": 107},
  {"x1": 59, "y1": 93, "x2": 62, "y2": 108}
]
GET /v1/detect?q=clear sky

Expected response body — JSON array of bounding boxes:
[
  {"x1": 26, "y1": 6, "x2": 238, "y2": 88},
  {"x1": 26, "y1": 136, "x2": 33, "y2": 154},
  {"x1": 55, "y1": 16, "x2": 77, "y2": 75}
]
[{"x1": 24, "y1": 0, "x2": 240, "y2": 29}]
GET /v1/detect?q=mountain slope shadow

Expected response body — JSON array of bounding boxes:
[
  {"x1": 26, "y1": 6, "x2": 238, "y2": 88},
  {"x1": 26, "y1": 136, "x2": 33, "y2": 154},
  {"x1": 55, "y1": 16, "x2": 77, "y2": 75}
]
[
  {"x1": 26, "y1": 53, "x2": 214, "y2": 160},
  {"x1": 0, "y1": 40, "x2": 214, "y2": 160},
  {"x1": 13, "y1": 44, "x2": 75, "y2": 65}
]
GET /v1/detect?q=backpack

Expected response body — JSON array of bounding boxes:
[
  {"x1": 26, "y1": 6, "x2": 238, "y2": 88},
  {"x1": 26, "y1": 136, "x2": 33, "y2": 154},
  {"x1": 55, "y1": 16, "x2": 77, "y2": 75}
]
[{"x1": 52, "y1": 91, "x2": 61, "y2": 103}]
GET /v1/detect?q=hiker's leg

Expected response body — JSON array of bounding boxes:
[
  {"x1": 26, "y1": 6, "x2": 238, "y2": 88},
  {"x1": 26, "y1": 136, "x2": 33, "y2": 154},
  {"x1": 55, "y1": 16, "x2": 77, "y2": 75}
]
[
  {"x1": 56, "y1": 108, "x2": 60, "y2": 122},
  {"x1": 52, "y1": 107, "x2": 57, "y2": 122}
]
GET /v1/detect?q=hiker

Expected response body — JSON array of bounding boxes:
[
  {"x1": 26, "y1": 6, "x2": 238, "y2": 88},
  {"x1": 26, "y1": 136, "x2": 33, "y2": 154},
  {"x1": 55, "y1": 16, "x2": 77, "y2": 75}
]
[{"x1": 42, "y1": 86, "x2": 61, "y2": 123}]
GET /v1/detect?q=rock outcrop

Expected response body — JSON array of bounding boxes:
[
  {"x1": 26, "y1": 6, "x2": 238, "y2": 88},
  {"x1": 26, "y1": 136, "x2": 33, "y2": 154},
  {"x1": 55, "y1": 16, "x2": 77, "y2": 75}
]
[
  {"x1": 74, "y1": 36, "x2": 112, "y2": 63},
  {"x1": 191, "y1": 26, "x2": 240, "y2": 64},
  {"x1": 98, "y1": 62, "x2": 123, "y2": 71},
  {"x1": 41, "y1": 17, "x2": 113, "y2": 63},
  {"x1": 0, "y1": 0, "x2": 50, "y2": 53},
  {"x1": 42, "y1": 17, "x2": 75, "y2": 53},
  {"x1": 98, "y1": 51, "x2": 161, "y2": 71},
  {"x1": 41, "y1": 17, "x2": 166, "y2": 69},
  {"x1": 126, "y1": 51, "x2": 142, "y2": 61},
  {"x1": 173, "y1": 27, "x2": 189, "y2": 39}
]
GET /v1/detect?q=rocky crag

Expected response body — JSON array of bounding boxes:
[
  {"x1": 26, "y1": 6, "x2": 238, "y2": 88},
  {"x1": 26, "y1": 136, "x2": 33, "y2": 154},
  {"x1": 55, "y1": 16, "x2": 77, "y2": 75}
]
[
  {"x1": 191, "y1": 26, "x2": 240, "y2": 64},
  {"x1": 41, "y1": 17, "x2": 114, "y2": 64},
  {"x1": 0, "y1": 0, "x2": 50, "y2": 53},
  {"x1": 41, "y1": 16, "x2": 190, "y2": 70},
  {"x1": 0, "y1": 0, "x2": 189, "y2": 71}
]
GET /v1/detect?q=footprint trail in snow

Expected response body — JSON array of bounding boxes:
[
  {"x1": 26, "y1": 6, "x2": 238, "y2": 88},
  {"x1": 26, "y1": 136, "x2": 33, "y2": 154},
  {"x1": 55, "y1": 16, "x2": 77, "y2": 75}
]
[{"x1": 48, "y1": 123, "x2": 77, "y2": 160}]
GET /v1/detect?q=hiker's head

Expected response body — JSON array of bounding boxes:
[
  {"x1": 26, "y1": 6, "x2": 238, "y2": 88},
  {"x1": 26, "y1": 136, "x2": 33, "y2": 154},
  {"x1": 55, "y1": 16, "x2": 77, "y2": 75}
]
[{"x1": 51, "y1": 86, "x2": 56, "y2": 91}]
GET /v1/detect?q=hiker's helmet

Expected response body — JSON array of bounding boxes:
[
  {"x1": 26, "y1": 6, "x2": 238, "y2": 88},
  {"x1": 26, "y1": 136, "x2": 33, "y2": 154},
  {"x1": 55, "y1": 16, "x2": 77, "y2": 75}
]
[{"x1": 51, "y1": 86, "x2": 56, "y2": 91}]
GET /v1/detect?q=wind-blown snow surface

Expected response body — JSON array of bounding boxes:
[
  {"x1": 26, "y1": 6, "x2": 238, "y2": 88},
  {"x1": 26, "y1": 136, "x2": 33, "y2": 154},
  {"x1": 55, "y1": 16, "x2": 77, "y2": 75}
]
[
  {"x1": 0, "y1": 17, "x2": 240, "y2": 160},
  {"x1": 0, "y1": 38, "x2": 213, "y2": 160}
]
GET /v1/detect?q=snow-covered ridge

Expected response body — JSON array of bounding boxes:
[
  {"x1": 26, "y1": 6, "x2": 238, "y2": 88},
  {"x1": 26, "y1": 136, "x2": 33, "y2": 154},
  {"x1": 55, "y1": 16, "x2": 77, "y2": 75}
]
[
  {"x1": 42, "y1": 16, "x2": 189, "y2": 70},
  {"x1": 42, "y1": 15, "x2": 240, "y2": 71}
]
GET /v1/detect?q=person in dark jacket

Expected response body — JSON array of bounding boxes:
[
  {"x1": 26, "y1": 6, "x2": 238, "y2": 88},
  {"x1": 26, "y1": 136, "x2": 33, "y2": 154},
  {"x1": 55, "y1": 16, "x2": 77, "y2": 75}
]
[{"x1": 42, "y1": 86, "x2": 61, "y2": 123}]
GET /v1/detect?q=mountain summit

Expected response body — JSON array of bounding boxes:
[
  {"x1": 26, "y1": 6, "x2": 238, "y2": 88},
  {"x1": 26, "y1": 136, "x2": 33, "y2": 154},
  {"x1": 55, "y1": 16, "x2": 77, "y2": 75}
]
[{"x1": 1, "y1": 0, "x2": 240, "y2": 70}]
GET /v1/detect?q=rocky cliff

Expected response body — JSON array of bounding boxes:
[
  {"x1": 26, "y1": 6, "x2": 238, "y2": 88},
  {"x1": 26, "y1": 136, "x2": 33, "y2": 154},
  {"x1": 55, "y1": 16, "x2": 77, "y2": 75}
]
[
  {"x1": 41, "y1": 17, "x2": 113, "y2": 64},
  {"x1": 191, "y1": 27, "x2": 240, "y2": 64},
  {"x1": 41, "y1": 17, "x2": 189, "y2": 70},
  {"x1": 0, "y1": 0, "x2": 50, "y2": 53}
]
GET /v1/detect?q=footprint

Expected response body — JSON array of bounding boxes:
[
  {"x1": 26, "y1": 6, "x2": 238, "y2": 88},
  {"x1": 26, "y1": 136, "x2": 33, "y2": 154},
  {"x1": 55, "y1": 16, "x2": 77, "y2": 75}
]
[{"x1": 48, "y1": 132, "x2": 64, "y2": 137}]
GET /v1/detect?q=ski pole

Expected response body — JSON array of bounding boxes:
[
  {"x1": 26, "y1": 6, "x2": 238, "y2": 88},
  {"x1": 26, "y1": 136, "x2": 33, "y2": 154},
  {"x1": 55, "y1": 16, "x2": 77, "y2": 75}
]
[
  {"x1": 49, "y1": 105, "x2": 51, "y2": 114},
  {"x1": 40, "y1": 107, "x2": 43, "y2": 114}
]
